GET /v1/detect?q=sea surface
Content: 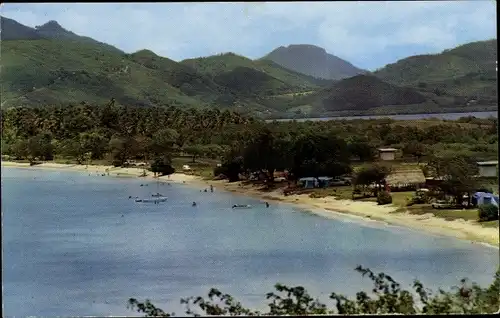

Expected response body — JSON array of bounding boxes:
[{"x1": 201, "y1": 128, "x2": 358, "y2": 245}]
[
  {"x1": 268, "y1": 111, "x2": 498, "y2": 122},
  {"x1": 2, "y1": 167, "x2": 499, "y2": 316}
]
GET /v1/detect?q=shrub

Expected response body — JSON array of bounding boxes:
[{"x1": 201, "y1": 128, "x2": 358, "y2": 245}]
[
  {"x1": 112, "y1": 159, "x2": 122, "y2": 167},
  {"x1": 377, "y1": 191, "x2": 393, "y2": 205},
  {"x1": 478, "y1": 204, "x2": 499, "y2": 222},
  {"x1": 213, "y1": 165, "x2": 226, "y2": 177}
]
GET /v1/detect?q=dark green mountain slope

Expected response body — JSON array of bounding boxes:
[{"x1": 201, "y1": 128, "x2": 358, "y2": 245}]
[
  {"x1": 1, "y1": 16, "x2": 44, "y2": 40},
  {"x1": 281, "y1": 75, "x2": 428, "y2": 113},
  {"x1": 315, "y1": 75, "x2": 427, "y2": 111}
]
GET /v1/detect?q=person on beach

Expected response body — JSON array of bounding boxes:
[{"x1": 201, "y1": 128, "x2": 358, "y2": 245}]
[{"x1": 210, "y1": 185, "x2": 214, "y2": 192}]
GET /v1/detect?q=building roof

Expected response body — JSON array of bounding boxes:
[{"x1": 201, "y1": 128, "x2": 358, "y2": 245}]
[
  {"x1": 385, "y1": 169, "x2": 426, "y2": 186},
  {"x1": 378, "y1": 148, "x2": 398, "y2": 152},
  {"x1": 477, "y1": 160, "x2": 498, "y2": 166}
]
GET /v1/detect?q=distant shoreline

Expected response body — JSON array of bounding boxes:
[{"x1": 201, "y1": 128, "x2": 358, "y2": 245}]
[
  {"x1": 264, "y1": 109, "x2": 498, "y2": 122},
  {"x1": 2, "y1": 161, "x2": 498, "y2": 249}
]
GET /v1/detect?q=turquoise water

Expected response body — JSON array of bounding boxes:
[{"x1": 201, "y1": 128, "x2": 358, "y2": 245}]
[{"x1": 2, "y1": 167, "x2": 498, "y2": 316}]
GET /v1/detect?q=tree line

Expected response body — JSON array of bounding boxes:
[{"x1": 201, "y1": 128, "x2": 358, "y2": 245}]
[
  {"x1": 127, "y1": 265, "x2": 500, "y2": 316},
  {"x1": 1, "y1": 101, "x2": 497, "y2": 182}
]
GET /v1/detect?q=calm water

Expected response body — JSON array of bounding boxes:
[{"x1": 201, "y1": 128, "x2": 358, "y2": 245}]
[
  {"x1": 2, "y1": 168, "x2": 499, "y2": 316},
  {"x1": 268, "y1": 111, "x2": 498, "y2": 122}
]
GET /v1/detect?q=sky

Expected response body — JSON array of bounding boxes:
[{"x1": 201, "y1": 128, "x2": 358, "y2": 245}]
[{"x1": 1, "y1": 1, "x2": 496, "y2": 71}]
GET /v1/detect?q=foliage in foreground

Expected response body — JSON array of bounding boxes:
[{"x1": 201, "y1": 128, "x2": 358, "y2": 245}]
[{"x1": 128, "y1": 266, "x2": 500, "y2": 316}]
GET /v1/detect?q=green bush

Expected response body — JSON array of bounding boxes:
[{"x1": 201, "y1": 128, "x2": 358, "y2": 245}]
[
  {"x1": 377, "y1": 191, "x2": 393, "y2": 205},
  {"x1": 213, "y1": 165, "x2": 226, "y2": 177},
  {"x1": 478, "y1": 204, "x2": 499, "y2": 222},
  {"x1": 112, "y1": 159, "x2": 122, "y2": 167}
]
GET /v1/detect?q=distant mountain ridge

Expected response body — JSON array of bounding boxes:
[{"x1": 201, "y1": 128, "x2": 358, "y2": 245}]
[
  {"x1": 261, "y1": 44, "x2": 366, "y2": 80},
  {"x1": 1, "y1": 16, "x2": 123, "y2": 54},
  {"x1": 0, "y1": 16, "x2": 496, "y2": 118}
]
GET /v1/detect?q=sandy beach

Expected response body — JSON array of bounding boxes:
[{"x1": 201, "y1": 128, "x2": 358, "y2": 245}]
[{"x1": 2, "y1": 161, "x2": 499, "y2": 247}]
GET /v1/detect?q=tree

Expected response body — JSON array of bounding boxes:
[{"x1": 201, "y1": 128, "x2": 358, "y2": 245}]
[
  {"x1": 183, "y1": 144, "x2": 206, "y2": 163},
  {"x1": 347, "y1": 141, "x2": 376, "y2": 162},
  {"x1": 242, "y1": 130, "x2": 292, "y2": 184},
  {"x1": 150, "y1": 156, "x2": 175, "y2": 177},
  {"x1": 354, "y1": 164, "x2": 391, "y2": 196},
  {"x1": 10, "y1": 139, "x2": 29, "y2": 160},
  {"x1": 290, "y1": 132, "x2": 350, "y2": 181},
  {"x1": 108, "y1": 135, "x2": 137, "y2": 166},
  {"x1": 79, "y1": 131, "x2": 109, "y2": 160},
  {"x1": 151, "y1": 128, "x2": 179, "y2": 157},
  {"x1": 427, "y1": 154, "x2": 479, "y2": 206},
  {"x1": 402, "y1": 142, "x2": 427, "y2": 164},
  {"x1": 57, "y1": 138, "x2": 87, "y2": 164},
  {"x1": 27, "y1": 133, "x2": 54, "y2": 161},
  {"x1": 478, "y1": 204, "x2": 499, "y2": 222},
  {"x1": 127, "y1": 265, "x2": 500, "y2": 316}
]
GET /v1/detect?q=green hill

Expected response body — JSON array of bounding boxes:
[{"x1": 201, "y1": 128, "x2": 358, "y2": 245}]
[
  {"x1": 373, "y1": 39, "x2": 497, "y2": 100},
  {"x1": 181, "y1": 53, "x2": 328, "y2": 91},
  {"x1": 0, "y1": 39, "x2": 202, "y2": 108}
]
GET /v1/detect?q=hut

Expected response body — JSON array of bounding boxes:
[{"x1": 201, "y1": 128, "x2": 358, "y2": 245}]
[
  {"x1": 384, "y1": 169, "x2": 426, "y2": 191},
  {"x1": 378, "y1": 148, "x2": 398, "y2": 161},
  {"x1": 477, "y1": 161, "x2": 498, "y2": 177}
]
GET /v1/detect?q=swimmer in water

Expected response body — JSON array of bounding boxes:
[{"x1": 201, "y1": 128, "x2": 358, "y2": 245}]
[
  {"x1": 265, "y1": 202, "x2": 269, "y2": 208},
  {"x1": 192, "y1": 202, "x2": 197, "y2": 207},
  {"x1": 210, "y1": 185, "x2": 214, "y2": 192}
]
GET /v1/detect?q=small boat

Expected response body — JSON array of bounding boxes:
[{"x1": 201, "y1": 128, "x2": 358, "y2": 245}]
[
  {"x1": 135, "y1": 197, "x2": 168, "y2": 203},
  {"x1": 151, "y1": 193, "x2": 164, "y2": 197},
  {"x1": 232, "y1": 204, "x2": 252, "y2": 209}
]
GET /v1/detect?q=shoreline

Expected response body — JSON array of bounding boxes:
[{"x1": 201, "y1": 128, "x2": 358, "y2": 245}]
[{"x1": 2, "y1": 161, "x2": 499, "y2": 248}]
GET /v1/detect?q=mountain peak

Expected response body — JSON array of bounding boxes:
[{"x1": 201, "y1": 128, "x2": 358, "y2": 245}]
[
  {"x1": 262, "y1": 44, "x2": 365, "y2": 80},
  {"x1": 36, "y1": 20, "x2": 65, "y2": 31},
  {"x1": 286, "y1": 44, "x2": 327, "y2": 53}
]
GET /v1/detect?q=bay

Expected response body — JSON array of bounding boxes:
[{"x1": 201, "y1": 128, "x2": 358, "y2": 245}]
[{"x1": 2, "y1": 167, "x2": 498, "y2": 316}]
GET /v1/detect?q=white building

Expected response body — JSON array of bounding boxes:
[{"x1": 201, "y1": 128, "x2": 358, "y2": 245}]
[
  {"x1": 477, "y1": 161, "x2": 498, "y2": 177},
  {"x1": 378, "y1": 148, "x2": 398, "y2": 161}
]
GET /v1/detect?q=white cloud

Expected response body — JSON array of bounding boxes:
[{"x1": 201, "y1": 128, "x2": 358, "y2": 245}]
[{"x1": 1, "y1": 1, "x2": 496, "y2": 69}]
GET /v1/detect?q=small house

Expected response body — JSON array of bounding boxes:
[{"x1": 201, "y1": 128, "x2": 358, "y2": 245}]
[
  {"x1": 472, "y1": 192, "x2": 499, "y2": 207},
  {"x1": 378, "y1": 148, "x2": 398, "y2": 161},
  {"x1": 477, "y1": 161, "x2": 498, "y2": 177},
  {"x1": 384, "y1": 169, "x2": 426, "y2": 191},
  {"x1": 425, "y1": 177, "x2": 444, "y2": 189}
]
